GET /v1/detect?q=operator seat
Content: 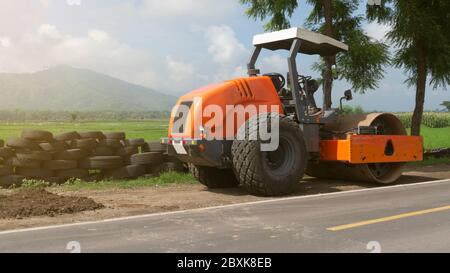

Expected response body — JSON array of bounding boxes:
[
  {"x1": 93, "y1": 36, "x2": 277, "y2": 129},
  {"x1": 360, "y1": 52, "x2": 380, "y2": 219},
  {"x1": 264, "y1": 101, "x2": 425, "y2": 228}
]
[{"x1": 264, "y1": 73, "x2": 285, "y2": 92}]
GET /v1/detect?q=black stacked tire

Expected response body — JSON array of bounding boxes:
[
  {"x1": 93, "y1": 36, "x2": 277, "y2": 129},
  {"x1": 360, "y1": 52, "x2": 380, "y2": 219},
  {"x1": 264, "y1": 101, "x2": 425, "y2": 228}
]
[
  {"x1": 123, "y1": 138, "x2": 145, "y2": 147},
  {"x1": 0, "y1": 165, "x2": 13, "y2": 176},
  {"x1": 7, "y1": 138, "x2": 41, "y2": 151},
  {"x1": 79, "y1": 131, "x2": 106, "y2": 140},
  {"x1": 115, "y1": 146, "x2": 139, "y2": 157},
  {"x1": 80, "y1": 156, "x2": 123, "y2": 170},
  {"x1": 56, "y1": 169, "x2": 90, "y2": 179},
  {"x1": 161, "y1": 161, "x2": 187, "y2": 173},
  {"x1": 98, "y1": 139, "x2": 123, "y2": 149},
  {"x1": 39, "y1": 141, "x2": 69, "y2": 152},
  {"x1": 71, "y1": 138, "x2": 98, "y2": 150},
  {"x1": 103, "y1": 165, "x2": 146, "y2": 179},
  {"x1": 0, "y1": 129, "x2": 188, "y2": 186},
  {"x1": 0, "y1": 175, "x2": 25, "y2": 188},
  {"x1": 130, "y1": 152, "x2": 163, "y2": 165},
  {"x1": 16, "y1": 167, "x2": 53, "y2": 179},
  {"x1": 231, "y1": 114, "x2": 307, "y2": 196},
  {"x1": 0, "y1": 147, "x2": 15, "y2": 159},
  {"x1": 54, "y1": 149, "x2": 89, "y2": 160},
  {"x1": 90, "y1": 146, "x2": 114, "y2": 156},
  {"x1": 54, "y1": 131, "x2": 81, "y2": 142},
  {"x1": 142, "y1": 142, "x2": 166, "y2": 153},
  {"x1": 104, "y1": 132, "x2": 126, "y2": 140},
  {"x1": 21, "y1": 129, "x2": 53, "y2": 142},
  {"x1": 188, "y1": 163, "x2": 239, "y2": 188},
  {"x1": 43, "y1": 160, "x2": 77, "y2": 170},
  {"x1": 162, "y1": 156, "x2": 188, "y2": 173},
  {"x1": 11, "y1": 158, "x2": 41, "y2": 168},
  {"x1": 16, "y1": 151, "x2": 52, "y2": 161}
]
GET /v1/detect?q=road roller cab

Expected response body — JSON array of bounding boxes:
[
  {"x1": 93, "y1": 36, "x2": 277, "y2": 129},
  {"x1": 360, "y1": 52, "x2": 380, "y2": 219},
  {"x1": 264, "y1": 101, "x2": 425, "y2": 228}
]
[{"x1": 163, "y1": 27, "x2": 423, "y2": 196}]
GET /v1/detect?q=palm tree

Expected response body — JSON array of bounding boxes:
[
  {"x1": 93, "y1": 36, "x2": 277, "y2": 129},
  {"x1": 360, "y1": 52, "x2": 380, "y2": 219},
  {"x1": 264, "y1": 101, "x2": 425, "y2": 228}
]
[
  {"x1": 367, "y1": 0, "x2": 450, "y2": 135},
  {"x1": 240, "y1": 0, "x2": 389, "y2": 109}
]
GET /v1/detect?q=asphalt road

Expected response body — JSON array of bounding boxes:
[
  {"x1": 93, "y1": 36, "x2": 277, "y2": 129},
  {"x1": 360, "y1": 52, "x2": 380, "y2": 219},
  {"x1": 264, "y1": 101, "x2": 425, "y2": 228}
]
[{"x1": 0, "y1": 179, "x2": 449, "y2": 253}]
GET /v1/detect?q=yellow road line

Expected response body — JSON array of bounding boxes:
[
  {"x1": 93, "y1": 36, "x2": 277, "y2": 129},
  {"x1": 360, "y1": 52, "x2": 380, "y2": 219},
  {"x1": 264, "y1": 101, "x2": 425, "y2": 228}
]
[{"x1": 327, "y1": 205, "x2": 450, "y2": 231}]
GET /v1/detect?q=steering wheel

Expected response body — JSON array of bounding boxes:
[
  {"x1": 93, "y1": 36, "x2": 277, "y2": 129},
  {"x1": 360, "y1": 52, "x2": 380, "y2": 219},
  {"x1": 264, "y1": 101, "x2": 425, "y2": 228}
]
[{"x1": 264, "y1": 73, "x2": 286, "y2": 90}]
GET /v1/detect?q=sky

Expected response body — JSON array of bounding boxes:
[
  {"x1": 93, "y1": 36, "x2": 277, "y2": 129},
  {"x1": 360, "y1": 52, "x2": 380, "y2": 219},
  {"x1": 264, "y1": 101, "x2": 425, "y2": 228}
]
[{"x1": 0, "y1": 0, "x2": 448, "y2": 112}]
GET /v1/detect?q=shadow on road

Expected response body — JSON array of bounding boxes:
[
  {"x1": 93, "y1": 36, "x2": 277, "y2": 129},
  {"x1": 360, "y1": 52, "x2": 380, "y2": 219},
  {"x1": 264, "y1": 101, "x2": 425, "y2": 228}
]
[{"x1": 205, "y1": 174, "x2": 442, "y2": 198}]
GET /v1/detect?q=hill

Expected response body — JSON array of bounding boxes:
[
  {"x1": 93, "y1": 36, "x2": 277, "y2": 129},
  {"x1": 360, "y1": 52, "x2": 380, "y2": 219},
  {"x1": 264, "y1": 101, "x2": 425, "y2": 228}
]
[{"x1": 0, "y1": 66, "x2": 176, "y2": 111}]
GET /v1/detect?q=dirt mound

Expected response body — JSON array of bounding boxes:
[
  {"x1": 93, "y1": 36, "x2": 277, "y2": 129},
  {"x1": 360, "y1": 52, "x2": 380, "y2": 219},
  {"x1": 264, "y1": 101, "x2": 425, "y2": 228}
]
[{"x1": 0, "y1": 188, "x2": 104, "y2": 219}]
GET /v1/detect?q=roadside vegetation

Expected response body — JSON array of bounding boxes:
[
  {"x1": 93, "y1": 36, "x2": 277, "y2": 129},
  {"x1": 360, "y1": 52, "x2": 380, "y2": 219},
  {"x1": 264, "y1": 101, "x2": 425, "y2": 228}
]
[
  {"x1": 0, "y1": 113, "x2": 447, "y2": 192},
  {"x1": 0, "y1": 116, "x2": 448, "y2": 149},
  {"x1": 20, "y1": 172, "x2": 197, "y2": 191}
]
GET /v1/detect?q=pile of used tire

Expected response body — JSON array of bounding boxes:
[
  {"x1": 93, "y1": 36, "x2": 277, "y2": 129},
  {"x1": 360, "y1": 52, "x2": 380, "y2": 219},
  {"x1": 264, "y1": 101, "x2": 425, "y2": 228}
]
[{"x1": 0, "y1": 130, "x2": 185, "y2": 188}]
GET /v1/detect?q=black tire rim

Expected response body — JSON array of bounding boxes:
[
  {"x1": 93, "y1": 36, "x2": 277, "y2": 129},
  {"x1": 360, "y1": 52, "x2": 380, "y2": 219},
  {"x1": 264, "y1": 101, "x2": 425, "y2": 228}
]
[
  {"x1": 368, "y1": 162, "x2": 393, "y2": 179},
  {"x1": 264, "y1": 135, "x2": 296, "y2": 176}
]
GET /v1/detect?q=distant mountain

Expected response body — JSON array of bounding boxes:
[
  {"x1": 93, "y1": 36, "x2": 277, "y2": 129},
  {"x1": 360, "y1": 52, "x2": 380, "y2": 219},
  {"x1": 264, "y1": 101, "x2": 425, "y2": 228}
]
[{"x1": 0, "y1": 66, "x2": 176, "y2": 111}]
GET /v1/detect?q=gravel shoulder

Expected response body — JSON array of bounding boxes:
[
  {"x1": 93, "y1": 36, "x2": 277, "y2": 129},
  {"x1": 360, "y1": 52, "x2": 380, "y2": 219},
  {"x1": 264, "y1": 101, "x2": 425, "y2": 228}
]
[{"x1": 0, "y1": 164, "x2": 448, "y2": 231}]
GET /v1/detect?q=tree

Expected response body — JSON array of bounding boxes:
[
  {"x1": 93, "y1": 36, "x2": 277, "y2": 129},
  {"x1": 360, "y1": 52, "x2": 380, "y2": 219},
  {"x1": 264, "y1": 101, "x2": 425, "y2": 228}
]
[
  {"x1": 367, "y1": 0, "x2": 450, "y2": 135},
  {"x1": 70, "y1": 112, "x2": 78, "y2": 123},
  {"x1": 441, "y1": 101, "x2": 450, "y2": 112},
  {"x1": 240, "y1": 0, "x2": 389, "y2": 109}
]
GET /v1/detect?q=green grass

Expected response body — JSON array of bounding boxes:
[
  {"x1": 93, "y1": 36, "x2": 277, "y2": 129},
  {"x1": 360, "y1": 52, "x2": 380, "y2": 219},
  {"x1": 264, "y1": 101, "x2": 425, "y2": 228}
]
[
  {"x1": 395, "y1": 112, "x2": 450, "y2": 128},
  {"x1": 0, "y1": 120, "x2": 168, "y2": 142},
  {"x1": 407, "y1": 126, "x2": 450, "y2": 149},
  {"x1": 20, "y1": 172, "x2": 197, "y2": 191},
  {"x1": 409, "y1": 156, "x2": 450, "y2": 166}
]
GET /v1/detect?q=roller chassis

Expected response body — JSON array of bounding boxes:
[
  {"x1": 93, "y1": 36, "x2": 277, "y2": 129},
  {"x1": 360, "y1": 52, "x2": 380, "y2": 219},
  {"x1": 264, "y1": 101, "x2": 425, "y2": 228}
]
[{"x1": 163, "y1": 27, "x2": 423, "y2": 196}]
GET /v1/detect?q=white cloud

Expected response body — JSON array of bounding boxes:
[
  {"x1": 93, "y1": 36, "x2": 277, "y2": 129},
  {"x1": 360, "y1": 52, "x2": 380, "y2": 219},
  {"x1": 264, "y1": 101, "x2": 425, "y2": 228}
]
[
  {"x1": 205, "y1": 25, "x2": 246, "y2": 65},
  {"x1": 39, "y1": 0, "x2": 51, "y2": 8},
  {"x1": 0, "y1": 24, "x2": 160, "y2": 89},
  {"x1": 0, "y1": 37, "x2": 11, "y2": 48},
  {"x1": 0, "y1": 2, "x2": 250, "y2": 94},
  {"x1": 166, "y1": 56, "x2": 194, "y2": 82},
  {"x1": 0, "y1": 1, "x2": 247, "y2": 94},
  {"x1": 38, "y1": 24, "x2": 62, "y2": 39},
  {"x1": 261, "y1": 54, "x2": 287, "y2": 73},
  {"x1": 67, "y1": 0, "x2": 81, "y2": 6},
  {"x1": 140, "y1": 0, "x2": 235, "y2": 21},
  {"x1": 231, "y1": 66, "x2": 247, "y2": 78},
  {"x1": 166, "y1": 55, "x2": 208, "y2": 84},
  {"x1": 202, "y1": 25, "x2": 248, "y2": 82},
  {"x1": 88, "y1": 30, "x2": 110, "y2": 43},
  {"x1": 365, "y1": 22, "x2": 391, "y2": 42},
  {"x1": 10, "y1": 21, "x2": 237, "y2": 92},
  {"x1": 0, "y1": 1, "x2": 46, "y2": 41}
]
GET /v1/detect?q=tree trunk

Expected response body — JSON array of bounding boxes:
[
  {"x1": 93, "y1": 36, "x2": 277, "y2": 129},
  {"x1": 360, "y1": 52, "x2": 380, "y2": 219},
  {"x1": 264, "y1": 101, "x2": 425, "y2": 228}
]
[
  {"x1": 323, "y1": 57, "x2": 334, "y2": 110},
  {"x1": 322, "y1": 0, "x2": 334, "y2": 110},
  {"x1": 411, "y1": 42, "x2": 427, "y2": 136}
]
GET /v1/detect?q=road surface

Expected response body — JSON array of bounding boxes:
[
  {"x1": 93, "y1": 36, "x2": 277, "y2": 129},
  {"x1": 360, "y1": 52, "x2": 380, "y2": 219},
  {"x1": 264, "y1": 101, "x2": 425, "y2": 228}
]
[{"x1": 0, "y1": 179, "x2": 449, "y2": 253}]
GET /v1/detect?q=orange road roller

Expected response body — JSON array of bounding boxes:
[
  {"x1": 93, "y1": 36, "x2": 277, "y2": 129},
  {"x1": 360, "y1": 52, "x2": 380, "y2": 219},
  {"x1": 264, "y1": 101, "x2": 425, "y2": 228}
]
[{"x1": 162, "y1": 27, "x2": 423, "y2": 196}]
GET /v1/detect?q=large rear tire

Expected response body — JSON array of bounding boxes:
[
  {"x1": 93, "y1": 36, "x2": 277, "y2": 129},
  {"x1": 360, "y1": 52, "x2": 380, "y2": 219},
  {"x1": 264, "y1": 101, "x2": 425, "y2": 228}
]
[
  {"x1": 232, "y1": 114, "x2": 307, "y2": 196},
  {"x1": 188, "y1": 163, "x2": 239, "y2": 188}
]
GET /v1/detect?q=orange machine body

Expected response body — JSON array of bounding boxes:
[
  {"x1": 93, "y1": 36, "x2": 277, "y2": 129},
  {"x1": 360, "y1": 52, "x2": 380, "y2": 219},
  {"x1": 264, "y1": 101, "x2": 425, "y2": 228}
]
[
  {"x1": 168, "y1": 76, "x2": 283, "y2": 140},
  {"x1": 319, "y1": 135, "x2": 423, "y2": 163}
]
